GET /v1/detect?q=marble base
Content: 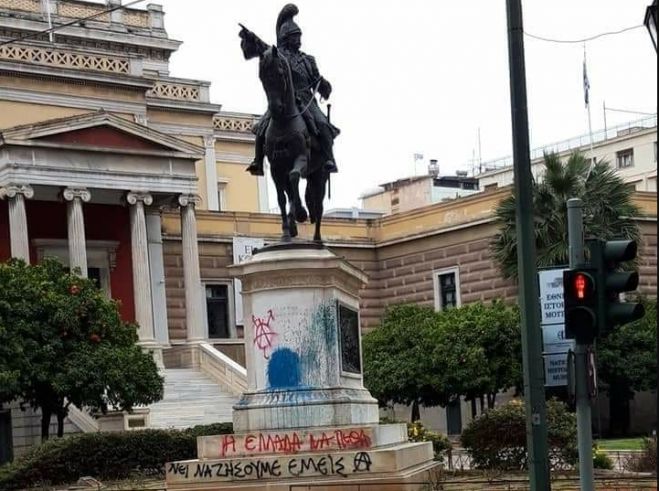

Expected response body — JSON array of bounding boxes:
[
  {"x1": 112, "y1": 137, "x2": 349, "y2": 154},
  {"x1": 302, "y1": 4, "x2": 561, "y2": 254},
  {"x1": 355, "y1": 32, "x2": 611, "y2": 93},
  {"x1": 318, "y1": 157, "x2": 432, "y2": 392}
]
[
  {"x1": 233, "y1": 387, "x2": 379, "y2": 432},
  {"x1": 166, "y1": 423, "x2": 436, "y2": 490}
]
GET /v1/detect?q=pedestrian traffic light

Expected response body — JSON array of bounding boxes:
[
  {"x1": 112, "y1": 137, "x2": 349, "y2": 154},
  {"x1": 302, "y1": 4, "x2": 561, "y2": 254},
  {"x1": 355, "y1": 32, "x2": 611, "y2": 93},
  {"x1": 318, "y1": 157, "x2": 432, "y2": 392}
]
[
  {"x1": 588, "y1": 239, "x2": 645, "y2": 333},
  {"x1": 563, "y1": 268, "x2": 598, "y2": 344}
]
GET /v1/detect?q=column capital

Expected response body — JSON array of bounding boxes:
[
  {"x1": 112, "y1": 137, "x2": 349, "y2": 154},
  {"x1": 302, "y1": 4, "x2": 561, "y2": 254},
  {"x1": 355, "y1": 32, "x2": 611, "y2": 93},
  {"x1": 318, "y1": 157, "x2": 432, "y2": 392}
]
[
  {"x1": 178, "y1": 194, "x2": 202, "y2": 208},
  {"x1": 203, "y1": 135, "x2": 216, "y2": 149},
  {"x1": 63, "y1": 188, "x2": 91, "y2": 203},
  {"x1": 127, "y1": 191, "x2": 154, "y2": 206},
  {"x1": 0, "y1": 183, "x2": 34, "y2": 200}
]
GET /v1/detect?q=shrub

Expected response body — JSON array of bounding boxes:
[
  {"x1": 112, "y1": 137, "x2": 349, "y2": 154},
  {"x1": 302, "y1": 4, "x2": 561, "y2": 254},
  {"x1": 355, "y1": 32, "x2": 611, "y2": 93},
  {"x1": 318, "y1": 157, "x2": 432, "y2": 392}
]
[
  {"x1": 408, "y1": 421, "x2": 452, "y2": 463},
  {"x1": 625, "y1": 437, "x2": 657, "y2": 472},
  {"x1": 0, "y1": 424, "x2": 233, "y2": 490},
  {"x1": 592, "y1": 445, "x2": 613, "y2": 470},
  {"x1": 461, "y1": 399, "x2": 577, "y2": 470}
]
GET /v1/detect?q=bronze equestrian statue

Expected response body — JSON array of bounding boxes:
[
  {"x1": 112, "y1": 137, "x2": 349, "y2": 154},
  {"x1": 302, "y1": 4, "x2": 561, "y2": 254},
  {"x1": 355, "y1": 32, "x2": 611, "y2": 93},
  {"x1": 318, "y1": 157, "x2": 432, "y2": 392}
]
[{"x1": 239, "y1": 4, "x2": 339, "y2": 243}]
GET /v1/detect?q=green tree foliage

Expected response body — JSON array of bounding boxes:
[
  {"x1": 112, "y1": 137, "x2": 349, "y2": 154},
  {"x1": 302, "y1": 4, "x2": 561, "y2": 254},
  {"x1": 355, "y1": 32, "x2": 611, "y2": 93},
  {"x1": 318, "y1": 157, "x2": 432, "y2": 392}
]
[
  {"x1": 0, "y1": 258, "x2": 164, "y2": 440},
  {"x1": 431, "y1": 301, "x2": 521, "y2": 413},
  {"x1": 461, "y1": 399, "x2": 577, "y2": 470},
  {"x1": 597, "y1": 298, "x2": 657, "y2": 435},
  {"x1": 362, "y1": 305, "x2": 441, "y2": 421},
  {"x1": 491, "y1": 152, "x2": 641, "y2": 280},
  {"x1": 363, "y1": 302, "x2": 521, "y2": 421}
]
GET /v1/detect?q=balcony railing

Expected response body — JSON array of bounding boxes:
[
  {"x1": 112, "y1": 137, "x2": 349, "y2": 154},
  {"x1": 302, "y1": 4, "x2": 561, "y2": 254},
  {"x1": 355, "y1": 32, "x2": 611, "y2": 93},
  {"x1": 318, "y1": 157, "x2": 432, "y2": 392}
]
[{"x1": 478, "y1": 115, "x2": 658, "y2": 173}]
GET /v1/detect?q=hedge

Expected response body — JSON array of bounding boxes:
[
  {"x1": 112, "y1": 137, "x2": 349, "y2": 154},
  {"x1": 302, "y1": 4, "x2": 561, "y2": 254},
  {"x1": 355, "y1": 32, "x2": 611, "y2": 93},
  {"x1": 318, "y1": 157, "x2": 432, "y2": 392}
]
[
  {"x1": 0, "y1": 422, "x2": 233, "y2": 490},
  {"x1": 461, "y1": 399, "x2": 577, "y2": 470}
]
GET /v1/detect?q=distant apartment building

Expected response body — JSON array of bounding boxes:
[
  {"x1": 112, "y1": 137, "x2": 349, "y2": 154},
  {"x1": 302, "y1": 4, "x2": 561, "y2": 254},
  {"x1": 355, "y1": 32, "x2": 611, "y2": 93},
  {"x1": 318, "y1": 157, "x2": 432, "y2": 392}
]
[
  {"x1": 476, "y1": 116, "x2": 657, "y2": 193},
  {"x1": 361, "y1": 160, "x2": 480, "y2": 215}
]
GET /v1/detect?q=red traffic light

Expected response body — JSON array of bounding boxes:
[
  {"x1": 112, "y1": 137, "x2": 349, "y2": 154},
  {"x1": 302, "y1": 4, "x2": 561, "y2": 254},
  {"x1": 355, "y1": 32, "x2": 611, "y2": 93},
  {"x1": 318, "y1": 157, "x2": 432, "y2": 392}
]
[
  {"x1": 567, "y1": 271, "x2": 595, "y2": 301},
  {"x1": 575, "y1": 274, "x2": 587, "y2": 299}
]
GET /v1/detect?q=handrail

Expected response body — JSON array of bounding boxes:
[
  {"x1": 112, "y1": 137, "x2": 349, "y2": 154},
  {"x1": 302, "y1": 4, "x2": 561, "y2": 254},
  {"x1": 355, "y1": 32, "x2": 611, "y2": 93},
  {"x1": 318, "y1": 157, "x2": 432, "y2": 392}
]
[
  {"x1": 198, "y1": 342, "x2": 247, "y2": 396},
  {"x1": 66, "y1": 402, "x2": 99, "y2": 433}
]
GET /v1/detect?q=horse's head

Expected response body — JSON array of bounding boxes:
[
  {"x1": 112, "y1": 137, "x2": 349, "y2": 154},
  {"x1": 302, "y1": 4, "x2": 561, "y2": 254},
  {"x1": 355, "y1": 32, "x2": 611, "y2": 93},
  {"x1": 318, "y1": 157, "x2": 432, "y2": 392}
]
[{"x1": 259, "y1": 46, "x2": 294, "y2": 119}]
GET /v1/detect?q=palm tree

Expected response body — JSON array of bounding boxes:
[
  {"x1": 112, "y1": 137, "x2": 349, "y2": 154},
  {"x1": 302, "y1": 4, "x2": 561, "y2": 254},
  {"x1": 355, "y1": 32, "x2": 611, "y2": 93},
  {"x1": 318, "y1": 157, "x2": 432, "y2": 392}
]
[{"x1": 492, "y1": 152, "x2": 642, "y2": 280}]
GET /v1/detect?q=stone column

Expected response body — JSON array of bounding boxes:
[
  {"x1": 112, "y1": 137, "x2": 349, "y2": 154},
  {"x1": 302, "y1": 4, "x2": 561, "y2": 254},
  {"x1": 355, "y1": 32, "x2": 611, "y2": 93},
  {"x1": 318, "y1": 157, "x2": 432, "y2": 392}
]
[
  {"x1": 0, "y1": 184, "x2": 34, "y2": 263},
  {"x1": 127, "y1": 192, "x2": 156, "y2": 345},
  {"x1": 179, "y1": 194, "x2": 205, "y2": 342},
  {"x1": 63, "y1": 188, "x2": 91, "y2": 278},
  {"x1": 203, "y1": 135, "x2": 219, "y2": 212},
  {"x1": 146, "y1": 208, "x2": 169, "y2": 347}
]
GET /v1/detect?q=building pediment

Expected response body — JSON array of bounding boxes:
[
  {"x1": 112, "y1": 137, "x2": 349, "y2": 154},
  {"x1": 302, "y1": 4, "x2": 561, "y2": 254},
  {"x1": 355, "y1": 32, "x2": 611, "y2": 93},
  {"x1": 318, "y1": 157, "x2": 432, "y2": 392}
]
[
  {"x1": 0, "y1": 111, "x2": 202, "y2": 196},
  {"x1": 0, "y1": 111, "x2": 204, "y2": 159}
]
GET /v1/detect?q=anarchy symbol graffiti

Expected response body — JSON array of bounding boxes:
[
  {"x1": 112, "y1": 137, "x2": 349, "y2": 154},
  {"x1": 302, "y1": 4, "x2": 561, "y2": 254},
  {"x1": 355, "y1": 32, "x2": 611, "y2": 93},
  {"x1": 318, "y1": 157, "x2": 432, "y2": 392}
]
[{"x1": 253, "y1": 309, "x2": 277, "y2": 359}]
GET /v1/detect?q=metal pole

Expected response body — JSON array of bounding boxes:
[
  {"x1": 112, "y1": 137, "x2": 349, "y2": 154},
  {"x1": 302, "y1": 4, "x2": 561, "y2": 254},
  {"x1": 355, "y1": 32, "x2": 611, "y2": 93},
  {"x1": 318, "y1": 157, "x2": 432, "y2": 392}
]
[
  {"x1": 505, "y1": 2, "x2": 550, "y2": 489},
  {"x1": 567, "y1": 198, "x2": 595, "y2": 491}
]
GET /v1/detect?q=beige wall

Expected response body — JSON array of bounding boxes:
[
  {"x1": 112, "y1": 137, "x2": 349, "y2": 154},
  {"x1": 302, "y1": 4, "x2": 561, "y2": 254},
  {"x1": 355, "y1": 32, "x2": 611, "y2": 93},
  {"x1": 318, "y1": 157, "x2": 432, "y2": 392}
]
[
  {"x1": 161, "y1": 190, "x2": 657, "y2": 339},
  {"x1": 218, "y1": 162, "x2": 260, "y2": 213},
  {"x1": 0, "y1": 101, "x2": 90, "y2": 130}
]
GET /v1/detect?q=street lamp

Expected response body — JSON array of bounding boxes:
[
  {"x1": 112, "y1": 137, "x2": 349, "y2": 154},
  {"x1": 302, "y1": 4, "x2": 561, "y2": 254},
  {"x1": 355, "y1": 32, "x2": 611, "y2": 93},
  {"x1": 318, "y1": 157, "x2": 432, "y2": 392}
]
[{"x1": 645, "y1": 0, "x2": 657, "y2": 51}]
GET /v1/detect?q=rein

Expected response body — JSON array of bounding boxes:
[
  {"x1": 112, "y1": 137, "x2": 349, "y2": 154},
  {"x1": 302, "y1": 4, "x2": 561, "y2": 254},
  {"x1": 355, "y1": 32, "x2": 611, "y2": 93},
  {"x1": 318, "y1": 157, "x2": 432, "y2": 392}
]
[{"x1": 275, "y1": 77, "x2": 322, "y2": 121}]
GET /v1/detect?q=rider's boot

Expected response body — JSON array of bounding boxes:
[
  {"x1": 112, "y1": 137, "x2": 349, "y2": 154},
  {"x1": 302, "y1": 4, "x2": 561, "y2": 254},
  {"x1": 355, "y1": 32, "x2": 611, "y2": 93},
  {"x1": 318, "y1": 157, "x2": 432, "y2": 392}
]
[
  {"x1": 319, "y1": 126, "x2": 338, "y2": 174},
  {"x1": 245, "y1": 135, "x2": 265, "y2": 176}
]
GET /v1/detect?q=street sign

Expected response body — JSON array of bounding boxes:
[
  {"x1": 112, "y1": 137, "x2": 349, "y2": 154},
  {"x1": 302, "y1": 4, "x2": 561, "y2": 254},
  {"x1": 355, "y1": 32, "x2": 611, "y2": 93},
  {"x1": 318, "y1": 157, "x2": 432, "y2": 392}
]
[
  {"x1": 538, "y1": 267, "x2": 575, "y2": 387},
  {"x1": 232, "y1": 237, "x2": 264, "y2": 326}
]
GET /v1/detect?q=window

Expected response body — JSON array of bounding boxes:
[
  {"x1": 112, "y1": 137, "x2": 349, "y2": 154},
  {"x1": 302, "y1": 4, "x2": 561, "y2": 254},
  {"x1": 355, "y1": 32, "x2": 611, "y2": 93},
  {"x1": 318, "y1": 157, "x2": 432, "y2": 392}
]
[
  {"x1": 205, "y1": 284, "x2": 233, "y2": 339},
  {"x1": 217, "y1": 183, "x2": 227, "y2": 212},
  {"x1": 433, "y1": 268, "x2": 461, "y2": 311},
  {"x1": 616, "y1": 148, "x2": 634, "y2": 169}
]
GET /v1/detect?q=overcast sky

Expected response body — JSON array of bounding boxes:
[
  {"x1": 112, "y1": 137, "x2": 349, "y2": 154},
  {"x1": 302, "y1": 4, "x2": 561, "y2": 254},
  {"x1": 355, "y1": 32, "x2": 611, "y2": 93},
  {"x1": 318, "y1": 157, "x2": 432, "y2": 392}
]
[{"x1": 147, "y1": 0, "x2": 656, "y2": 209}]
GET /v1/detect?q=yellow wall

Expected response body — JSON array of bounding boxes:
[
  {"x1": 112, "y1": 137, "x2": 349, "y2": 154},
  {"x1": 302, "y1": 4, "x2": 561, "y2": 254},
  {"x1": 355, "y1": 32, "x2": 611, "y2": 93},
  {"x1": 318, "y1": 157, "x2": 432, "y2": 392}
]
[
  {"x1": 0, "y1": 101, "x2": 91, "y2": 130},
  {"x1": 218, "y1": 162, "x2": 260, "y2": 213}
]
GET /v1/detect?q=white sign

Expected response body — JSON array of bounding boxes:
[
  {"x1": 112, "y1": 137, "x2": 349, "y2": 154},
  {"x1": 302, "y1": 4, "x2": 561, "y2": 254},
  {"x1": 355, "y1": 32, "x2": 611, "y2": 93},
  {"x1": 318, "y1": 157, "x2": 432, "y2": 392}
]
[
  {"x1": 544, "y1": 353, "x2": 570, "y2": 387},
  {"x1": 233, "y1": 237, "x2": 265, "y2": 325},
  {"x1": 538, "y1": 268, "x2": 568, "y2": 325},
  {"x1": 538, "y1": 268, "x2": 574, "y2": 387}
]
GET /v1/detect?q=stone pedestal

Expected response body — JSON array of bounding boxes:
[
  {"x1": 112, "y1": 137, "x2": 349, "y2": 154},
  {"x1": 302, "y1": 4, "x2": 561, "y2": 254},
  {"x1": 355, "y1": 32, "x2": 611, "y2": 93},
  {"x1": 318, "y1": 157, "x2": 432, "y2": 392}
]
[{"x1": 166, "y1": 244, "x2": 437, "y2": 490}]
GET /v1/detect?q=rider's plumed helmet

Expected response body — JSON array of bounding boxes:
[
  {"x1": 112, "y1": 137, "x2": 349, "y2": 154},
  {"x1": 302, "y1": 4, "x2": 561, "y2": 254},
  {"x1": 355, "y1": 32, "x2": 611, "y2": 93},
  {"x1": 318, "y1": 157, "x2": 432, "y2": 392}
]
[{"x1": 276, "y1": 4, "x2": 302, "y2": 46}]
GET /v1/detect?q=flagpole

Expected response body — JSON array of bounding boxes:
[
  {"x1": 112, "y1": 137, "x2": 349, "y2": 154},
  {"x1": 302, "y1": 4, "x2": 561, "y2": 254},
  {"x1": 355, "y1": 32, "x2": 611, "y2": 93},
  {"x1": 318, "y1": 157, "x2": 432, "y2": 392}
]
[{"x1": 584, "y1": 44, "x2": 595, "y2": 178}]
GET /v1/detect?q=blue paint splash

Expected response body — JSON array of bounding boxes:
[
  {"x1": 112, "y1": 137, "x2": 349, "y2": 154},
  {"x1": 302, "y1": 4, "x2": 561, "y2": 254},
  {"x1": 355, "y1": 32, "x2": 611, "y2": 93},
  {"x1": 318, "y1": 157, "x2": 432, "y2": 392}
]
[{"x1": 267, "y1": 347, "x2": 301, "y2": 388}]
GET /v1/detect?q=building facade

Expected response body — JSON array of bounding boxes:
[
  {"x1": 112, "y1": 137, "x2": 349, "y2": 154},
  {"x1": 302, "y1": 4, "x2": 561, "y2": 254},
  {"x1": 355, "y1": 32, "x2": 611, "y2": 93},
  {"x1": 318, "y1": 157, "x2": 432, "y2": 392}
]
[{"x1": 476, "y1": 117, "x2": 657, "y2": 193}]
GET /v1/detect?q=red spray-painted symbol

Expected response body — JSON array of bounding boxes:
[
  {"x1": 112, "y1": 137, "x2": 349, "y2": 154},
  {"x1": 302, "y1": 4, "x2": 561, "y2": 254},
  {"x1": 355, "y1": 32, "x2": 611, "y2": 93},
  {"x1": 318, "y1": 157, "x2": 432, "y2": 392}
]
[{"x1": 253, "y1": 310, "x2": 277, "y2": 359}]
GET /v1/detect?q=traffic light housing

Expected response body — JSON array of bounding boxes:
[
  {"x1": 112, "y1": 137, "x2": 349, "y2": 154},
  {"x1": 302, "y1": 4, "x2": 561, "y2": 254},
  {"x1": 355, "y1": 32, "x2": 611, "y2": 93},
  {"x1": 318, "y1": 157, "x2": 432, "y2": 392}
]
[
  {"x1": 564, "y1": 268, "x2": 599, "y2": 344},
  {"x1": 588, "y1": 239, "x2": 645, "y2": 334}
]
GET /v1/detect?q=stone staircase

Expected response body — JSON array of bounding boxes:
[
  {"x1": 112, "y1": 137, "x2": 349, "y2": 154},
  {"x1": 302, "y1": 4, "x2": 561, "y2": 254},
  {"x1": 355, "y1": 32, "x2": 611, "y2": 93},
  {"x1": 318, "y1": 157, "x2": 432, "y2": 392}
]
[{"x1": 149, "y1": 368, "x2": 238, "y2": 429}]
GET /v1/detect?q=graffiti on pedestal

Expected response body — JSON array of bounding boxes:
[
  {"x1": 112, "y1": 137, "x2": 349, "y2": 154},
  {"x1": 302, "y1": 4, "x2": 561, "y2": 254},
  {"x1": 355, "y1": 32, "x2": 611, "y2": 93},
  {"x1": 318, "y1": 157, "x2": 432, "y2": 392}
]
[
  {"x1": 166, "y1": 451, "x2": 374, "y2": 482},
  {"x1": 252, "y1": 309, "x2": 277, "y2": 359}
]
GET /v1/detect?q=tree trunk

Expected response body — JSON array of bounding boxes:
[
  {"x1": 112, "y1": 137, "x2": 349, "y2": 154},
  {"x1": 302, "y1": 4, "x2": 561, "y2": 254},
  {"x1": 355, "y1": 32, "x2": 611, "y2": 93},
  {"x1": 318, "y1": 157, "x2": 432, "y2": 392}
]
[
  {"x1": 608, "y1": 382, "x2": 632, "y2": 437},
  {"x1": 470, "y1": 398, "x2": 477, "y2": 419},
  {"x1": 56, "y1": 410, "x2": 66, "y2": 438},
  {"x1": 411, "y1": 399, "x2": 420, "y2": 422},
  {"x1": 479, "y1": 395, "x2": 485, "y2": 413},
  {"x1": 40, "y1": 408, "x2": 52, "y2": 441},
  {"x1": 487, "y1": 392, "x2": 497, "y2": 409}
]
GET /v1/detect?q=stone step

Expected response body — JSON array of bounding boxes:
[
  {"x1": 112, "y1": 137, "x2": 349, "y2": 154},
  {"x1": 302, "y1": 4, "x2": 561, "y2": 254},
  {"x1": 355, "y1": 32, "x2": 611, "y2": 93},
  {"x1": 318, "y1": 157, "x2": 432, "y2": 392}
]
[{"x1": 148, "y1": 368, "x2": 238, "y2": 430}]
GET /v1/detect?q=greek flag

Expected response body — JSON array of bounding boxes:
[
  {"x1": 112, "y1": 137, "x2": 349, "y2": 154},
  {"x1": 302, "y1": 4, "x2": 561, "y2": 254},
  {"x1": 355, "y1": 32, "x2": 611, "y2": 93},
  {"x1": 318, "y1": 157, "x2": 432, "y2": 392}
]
[{"x1": 583, "y1": 53, "x2": 590, "y2": 108}]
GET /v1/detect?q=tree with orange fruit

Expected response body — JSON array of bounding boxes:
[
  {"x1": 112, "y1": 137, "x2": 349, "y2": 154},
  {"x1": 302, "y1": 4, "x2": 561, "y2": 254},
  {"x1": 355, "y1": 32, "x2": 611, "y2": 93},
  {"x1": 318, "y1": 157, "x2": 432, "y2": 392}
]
[{"x1": 0, "y1": 258, "x2": 163, "y2": 440}]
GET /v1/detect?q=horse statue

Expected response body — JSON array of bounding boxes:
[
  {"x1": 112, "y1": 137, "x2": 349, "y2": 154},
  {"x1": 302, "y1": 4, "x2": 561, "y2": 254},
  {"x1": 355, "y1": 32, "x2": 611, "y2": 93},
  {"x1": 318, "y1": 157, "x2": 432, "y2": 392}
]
[{"x1": 239, "y1": 25, "x2": 330, "y2": 243}]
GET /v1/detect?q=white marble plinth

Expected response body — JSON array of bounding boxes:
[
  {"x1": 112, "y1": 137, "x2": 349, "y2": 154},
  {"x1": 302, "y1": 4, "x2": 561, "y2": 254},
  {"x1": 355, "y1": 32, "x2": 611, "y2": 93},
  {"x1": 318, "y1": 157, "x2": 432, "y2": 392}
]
[{"x1": 228, "y1": 243, "x2": 379, "y2": 433}]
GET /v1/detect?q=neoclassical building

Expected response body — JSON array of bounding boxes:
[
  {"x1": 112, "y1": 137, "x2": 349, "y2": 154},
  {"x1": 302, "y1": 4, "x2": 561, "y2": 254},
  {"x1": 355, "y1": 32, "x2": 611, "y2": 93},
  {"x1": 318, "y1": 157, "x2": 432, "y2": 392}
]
[{"x1": 0, "y1": 0, "x2": 656, "y2": 462}]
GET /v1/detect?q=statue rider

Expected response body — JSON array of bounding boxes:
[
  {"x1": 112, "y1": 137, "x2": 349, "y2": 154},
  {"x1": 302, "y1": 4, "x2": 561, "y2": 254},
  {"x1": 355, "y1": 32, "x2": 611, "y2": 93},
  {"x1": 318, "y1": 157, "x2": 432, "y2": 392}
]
[{"x1": 245, "y1": 4, "x2": 339, "y2": 177}]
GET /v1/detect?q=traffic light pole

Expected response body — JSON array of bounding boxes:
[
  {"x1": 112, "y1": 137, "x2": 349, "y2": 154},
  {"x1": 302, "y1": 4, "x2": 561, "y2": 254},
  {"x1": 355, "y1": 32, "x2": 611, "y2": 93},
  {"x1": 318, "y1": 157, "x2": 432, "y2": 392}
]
[
  {"x1": 506, "y1": 2, "x2": 550, "y2": 489},
  {"x1": 567, "y1": 199, "x2": 595, "y2": 491}
]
